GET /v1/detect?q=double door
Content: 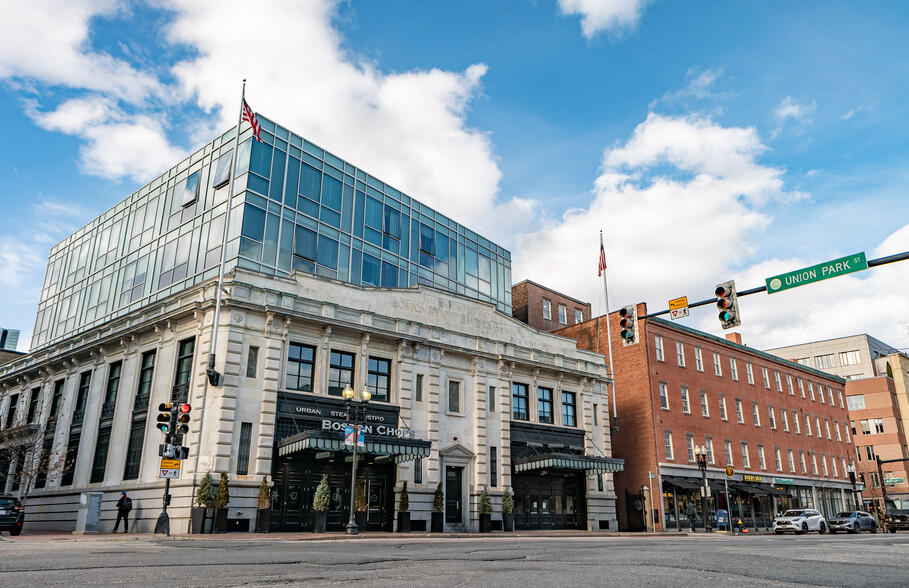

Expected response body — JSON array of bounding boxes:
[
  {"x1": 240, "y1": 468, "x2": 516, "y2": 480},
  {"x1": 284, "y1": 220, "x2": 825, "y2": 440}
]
[{"x1": 512, "y1": 472, "x2": 585, "y2": 530}]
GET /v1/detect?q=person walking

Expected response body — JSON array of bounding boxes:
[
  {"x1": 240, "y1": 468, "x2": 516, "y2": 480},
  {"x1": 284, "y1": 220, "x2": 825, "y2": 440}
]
[
  {"x1": 113, "y1": 491, "x2": 132, "y2": 533},
  {"x1": 687, "y1": 503, "x2": 698, "y2": 532}
]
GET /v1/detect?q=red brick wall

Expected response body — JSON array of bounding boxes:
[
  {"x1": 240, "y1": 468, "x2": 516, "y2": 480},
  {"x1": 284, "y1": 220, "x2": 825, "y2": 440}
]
[
  {"x1": 846, "y1": 377, "x2": 909, "y2": 497},
  {"x1": 512, "y1": 281, "x2": 591, "y2": 333}
]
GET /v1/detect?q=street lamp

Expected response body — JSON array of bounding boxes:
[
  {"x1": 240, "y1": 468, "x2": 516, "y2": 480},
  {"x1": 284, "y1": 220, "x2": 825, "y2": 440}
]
[
  {"x1": 847, "y1": 463, "x2": 858, "y2": 510},
  {"x1": 343, "y1": 384, "x2": 371, "y2": 535},
  {"x1": 694, "y1": 445, "x2": 710, "y2": 533}
]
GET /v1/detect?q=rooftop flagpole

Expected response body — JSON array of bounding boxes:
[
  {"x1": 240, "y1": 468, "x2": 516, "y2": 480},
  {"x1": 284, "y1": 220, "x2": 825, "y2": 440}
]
[{"x1": 598, "y1": 230, "x2": 618, "y2": 423}]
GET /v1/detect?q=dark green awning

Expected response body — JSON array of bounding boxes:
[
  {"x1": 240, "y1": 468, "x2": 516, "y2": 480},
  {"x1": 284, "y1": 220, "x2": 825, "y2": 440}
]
[
  {"x1": 513, "y1": 452, "x2": 624, "y2": 475},
  {"x1": 277, "y1": 429, "x2": 431, "y2": 463}
]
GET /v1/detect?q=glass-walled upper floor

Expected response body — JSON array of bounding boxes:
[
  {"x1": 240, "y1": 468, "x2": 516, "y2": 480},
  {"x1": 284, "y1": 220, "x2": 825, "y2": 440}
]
[{"x1": 32, "y1": 114, "x2": 511, "y2": 350}]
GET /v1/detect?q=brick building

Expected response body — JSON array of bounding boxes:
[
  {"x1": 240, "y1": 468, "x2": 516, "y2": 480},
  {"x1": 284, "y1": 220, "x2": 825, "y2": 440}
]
[
  {"x1": 558, "y1": 304, "x2": 856, "y2": 532},
  {"x1": 511, "y1": 280, "x2": 591, "y2": 333}
]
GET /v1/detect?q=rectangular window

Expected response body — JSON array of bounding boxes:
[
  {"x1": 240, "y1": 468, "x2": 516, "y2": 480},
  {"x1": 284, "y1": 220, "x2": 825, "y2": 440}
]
[
  {"x1": 687, "y1": 435, "x2": 695, "y2": 462},
  {"x1": 537, "y1": 387, "x2": 554, "y2": 424},
  {"x1": 752, "y1": 402, "x2": 761, "y2": 426},
  {"x1": 713, "y1": 353, "x2": 722, "y2": 376},
  {"x1": 90, "y1": 426, "x2": 112, "y2": 483},
  {"x1": 828, "y1": 387, "x2": 835, "y2": 405},
  {"x1": 123, "y1": 414, "x2": 146, "y2": 481},
  {"x1": 490, "y1": 447, "x2": 497, "y2": 487},
  {"x1": 758, "y1": 445, "x2": 766, "y2": 470},
  {"x1": 840, "y1": 350, "x2": 861, "y2": 366},
  {"x1": 561, "y1": 392, "x2": 577, "y2": 427},
  {"x1": 830, "y1": 456, "x2": 837, "y2": 478},
  {"x1": 837, "y1": 389, "x2": 844, "y2": 408},
  {"x1": 6, "y1": 393, "x2": 20, "y2": 428},
  {"x1": 700, "y1": 390, "x2": 709, "y2": 417},
  {"x1": 799, "y1": 450, "x2": 807, "y2": 473},
  {"x1": 795, "y1": 357, "x2": 810, "y2": 366},
  {"x1": 676, "y1": 341, "x2": 686, "y2": 367},
  {"x1": 695, "y1": 348, "x2": 704, "y2": 372},
  {"x1": 574, "y1": 309, "x2": 583, "y2": 324},
  {"x1": 246, "y1": 346, "x2": 259, "y2": 378},
  {"x1": 488, "y1": 385, "x2": 495, "y2": 412},
  {"x1": 26, "y1": 388, "x2": 40, "y2": 424},
  {"x1": 448, "y1": 380, "x2": 461, "y2": 414},
  {"x1": 512, "y1": 383, "x2": 529, "y2": 421},
  {"x1": 768, "y1": 406, "x2": 776, "y2": 430},
  {"x1": 542, "y1": 300, "x2": 551, "y2": 320},
  {"x1": 874, "y1": 418, "x2": 884, "y2": 434},
  {"x1": 593, "y1": 404, "x2": 598, "y2": 426},
  {"x1": 781, "y1": 409, "x2": 789, "y2": 432},
  {"x1": 735, "y1": 399, "x2": 744, "y2": 424},
  {"x1": 822, "y1": 454, "x2": 829, "y2": 476},
  {"x1": 808, "y1": 382, "x2": 815, "y2": 401},
  {"x1": 655, "y1": 336, "x2": 664, "y2": 362},
  {"x1": 730, "y1": 358, "x2": 738, "y2": 381},
  {"x1": 788, "y1": 449, "x2": 795, "y2": 472},
  {"x1": 793, "y1": 411, "x2": 801, "y2": 434},
  {"x1": 74, "y1": 371, "x2": 92, "y2": 419},
  {"x1": 819, "y1": 386, "x2": 826, "y2": 404},
  {"x1": 367, "y1": 357, "x2": 391, "y2": 403},
  {"x1": 805, "y1": 414, "x2": 812, "y2": 436},
  {"x1": 815, "y1": 416, "x2": 822, "y2": 437},
  {"x1": 719, "y1": 395, "x2": 727, "y2": 420},
  {"x1": 705, "y1": 438, "x2": 714, "y2": 464},
  {"x1": 844, "y1": 422, "x2": 851, "y2": 443},
  {"x1": 172, "y1": 338, "x2": 195, "y2": 404},
  {"x1": 834, "y1": 420, "x2": 842, "y2": 441},
  {"x1": 746, "y1": 363, "x2": 754, "y2": 385},
  {"x1": 825, "y1": 418, "x2": 832, "y2": 439},
  {"x1": 861, "y1": 419, "x2": 872, "y2": 434},
  {"x1": 774, "y1": 447, "x2": 782, "y2": 471},
  {"x1": 786, "y1": 375, "x2": 794, "y2": 395},
  {"x1": 660, "y1": 382, "x2": 669, "y2": 410},
  {"x1": 811, "y1": 452, "x2": 818, "y2": 475},
  {"x1": 775, "y1": 372, "x2": 783, "y2": 392},
  {"x1": 415, "y1": 374, "x2": 423, "y2": 402},
  {"x1": 741, "y1": 442, "x2": 750, "y2": 468},
  {"x1": 664, "y1": 431, "x2": 674, "y2": 460},
  {"x1": 558, "y1": 304, "x2": 567, "y2": 324},
  {"x1": 327, "y1": 350, "x2": 355, "y2": 397},
  {"x1": 815, "y1": 354, "x2": 835, "y2": 369},
  {"x1": 286, "y1": 343, "x2": 316, "y2": 392},
  {"x1": 847, "y1": 395, "x2": 866, "y2": 410},
  {"x1": 61, "y1": 431, "x2": 81, "y2": 486},
  {"x1": 236, "y1": 422, "x2": 252, "y2": 475},
  {"x1": 762, "y1": 367, "x2": 770, "y2": 388},
  {"x1": 681, "y1": 387, "x2": 690, "y2": 414},
  {"x1": 798, "y1": 378, "x2": 805, "y2": 398},
  {"x1": 724, "y1": 440, "x2": 733, "y2": 467}
]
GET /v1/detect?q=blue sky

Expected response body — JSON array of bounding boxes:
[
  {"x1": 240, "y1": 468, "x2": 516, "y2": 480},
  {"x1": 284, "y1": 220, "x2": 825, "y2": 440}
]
[{"x1": 2, "y1": 0, "x2": 908, "y2": 353}]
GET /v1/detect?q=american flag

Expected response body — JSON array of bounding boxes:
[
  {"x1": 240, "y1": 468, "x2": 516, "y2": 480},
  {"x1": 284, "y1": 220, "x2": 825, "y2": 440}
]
[
  {"x1": 242, "y1": 99, "x2": 262, "y2": 142},
  {"x1": 598, "y1": 239, "x2": 607, "y2": 276}
]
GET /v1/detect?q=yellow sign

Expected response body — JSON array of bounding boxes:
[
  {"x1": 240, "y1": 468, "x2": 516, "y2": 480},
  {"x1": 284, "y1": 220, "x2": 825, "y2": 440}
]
[
  {"x1": 160, "y1": 459, "x2": 181, "y2": 469},
  {"x1": 725, "y1": 467, "x2": 735, "y2": 477},
  {"x1": 669, "y1": 296, "x2": 689, "y2": 311},
  {"x1": 743, "y1": 474, "x2": 762, "y2": 483}
]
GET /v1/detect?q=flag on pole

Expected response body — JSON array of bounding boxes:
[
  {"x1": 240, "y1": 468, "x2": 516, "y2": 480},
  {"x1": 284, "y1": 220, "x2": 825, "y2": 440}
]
[
  {"x1": 242, "y1": 99, "x2": 262, "y2": 142},
  {"x1": 598, "y1": 237, "x2": 607, "y2": 277}
]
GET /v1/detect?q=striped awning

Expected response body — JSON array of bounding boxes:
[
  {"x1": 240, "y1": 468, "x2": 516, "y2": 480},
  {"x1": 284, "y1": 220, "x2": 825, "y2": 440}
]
[
  {"x1": 277, "y1": 429, "x2": 431, "y2": 463},
  {"x1": 513, "y1": 452, "x2": 624, "y2": 475}
]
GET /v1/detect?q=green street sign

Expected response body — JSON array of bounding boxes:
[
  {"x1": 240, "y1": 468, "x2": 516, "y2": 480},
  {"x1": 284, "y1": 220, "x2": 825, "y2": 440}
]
[{"x1": 766, "y1": 252, "x2": 868, "y2": 294}]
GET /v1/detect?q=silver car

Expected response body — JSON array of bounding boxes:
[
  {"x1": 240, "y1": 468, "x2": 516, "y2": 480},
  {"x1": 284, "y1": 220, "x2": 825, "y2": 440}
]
[
  {"x1": 828, "y1": 511, "x2": 878, "y2": 534},
  {"x1": 773, "y1": 509, "x2": 827, "y2": 535}
]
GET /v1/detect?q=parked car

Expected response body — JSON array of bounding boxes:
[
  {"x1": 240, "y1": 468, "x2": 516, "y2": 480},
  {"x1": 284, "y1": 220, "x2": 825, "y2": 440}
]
[
  {"x1": 885, "y1": 510, "x2": 909, "y2": 533},
  {"x1": 773, "y1": 509, "x2": 827, "y2": 535},
  {"x1": 0, "y1": 495, "x2": 24, "y2": 536},
  {"x1": 828, "y1": 511, "x2": 877, "y2": 534}
]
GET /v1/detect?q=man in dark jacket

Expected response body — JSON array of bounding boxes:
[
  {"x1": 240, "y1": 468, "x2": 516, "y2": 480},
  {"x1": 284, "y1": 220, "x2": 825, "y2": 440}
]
[
  {"x1": 113, "y1": 491, "x2": 132, "y2": 533},
  {"x1": 687, "y1": 503, "x2": 698, "y2": 532}
]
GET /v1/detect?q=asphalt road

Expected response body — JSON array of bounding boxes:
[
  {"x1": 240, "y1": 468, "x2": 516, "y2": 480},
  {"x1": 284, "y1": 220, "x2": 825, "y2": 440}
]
[{"x1": 1, "y1": 533, "x2": 907, "y2": 587}]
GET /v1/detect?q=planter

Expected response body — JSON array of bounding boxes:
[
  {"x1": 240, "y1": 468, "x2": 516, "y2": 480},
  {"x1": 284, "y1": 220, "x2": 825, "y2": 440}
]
[
  {"x1": 431, "y1": 511, "x2": 444, "y2": 533},
  {"x1": 313, "y1": 511, "x2": 328, "y2": 533},
  {"x1": 502, "y1": 513, "x2": 515, "y2": 532},
  {"x1": 213, "y1": 508, "x2": 229, "y2": 534},
  {"x1": 355, "y1": 511, "x2": 367, "y2": 531},
  {"x1": 479, "y1": 513, "x2": 492, "y2": 533},
  {"x1": 397, "y1": 512, "x2": 411, "y2": 533},
  {"x1": 190, "y1": 507, "x2": 212, "y2": 534},
  {"x1": 256, "y1": 509, "x2": 271, "y2": 533}
]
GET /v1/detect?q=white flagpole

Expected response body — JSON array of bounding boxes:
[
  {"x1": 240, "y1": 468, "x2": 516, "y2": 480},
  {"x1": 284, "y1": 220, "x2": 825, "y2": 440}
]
[
  {"x1": 600, "y1": 230, "x2": 618, "y2": 422},
  {"x1": 207, "y1": 80, "x2": 248, "y2": 385}
]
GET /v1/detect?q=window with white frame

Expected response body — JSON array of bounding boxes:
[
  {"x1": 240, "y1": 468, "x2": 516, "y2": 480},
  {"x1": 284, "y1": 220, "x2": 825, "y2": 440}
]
[
  {"x1": 746, "y1": 363, "x2": 754, "y2": 385},
  {"x1": 825, "y1": 418, "x2": 832, "y2": 439},
  {"x1": 687, "y1": 435, "x2": 695, "y2": 461},
  {"x1": 808, "y1": 382, "x2": 815, "y2": 401},
  {"x1": 730, "y1": 358, "x2": 738, "y2": 381},
  {"x1": 774, "y1": 447, "x2": 782, "y2": 471},
  {"x1": 736, "y1": 399, "x2": 744, "y2": 423},
  {"x1": 677, "y1": 341, "x2": 686, "y2": 367},
  {"x1": 758, "y1": 445, "x2": 766, "y2": 470},
  {"x1": 713, "y1": 353, "x2": 722, "y2": 376},
  {"x1": 558, "y1": 304, "x2": 567, "y2": 324},
  {"x1": 681, "y1": 387, "x2": 690, "y2": 414},
  {"x1": 874, "y1": 418, "x2": 885, "y2": 434},
  {"x1": 768, "y1": 406, "x2": 776, "y2": 429},
  {"x1": 542, "y1": 300, "x2": 551, "y2": 320},
  {"x1": 831, "y1": 455, "x2": 838, "y2": 477},
  {"x1": 695, "y1": 348, "x2": 704, "y2": 372},
  {"x1": 834, "y1": 420, "x2": 842, "y2": 441},
  {"x1": 705, "y1": 438, "x2": 715, "y2": 463},
  {"x1": 664, "y1": 431, "x2": 674, "y2": 460},
  {"x1": 752, "y1": 402, "x2": 761, "y2": 426},
  {"x1": 805, "y1": 414, "x2": 812, "y2": 436},
  {"x1": 795, "y1": 357, "x2": 810, "y2": 366},
  {"x1": 798, "y1": 378, "x2": 805, "y2": 398},
  {"x1": 837, "y1": 389, "x2": 844, "y2": 408},
  {"x1": 815, "y1": 415, "x2": 822, "y2": 437},
  {"x1": 819, "y1": 386, "x2": 826, "y2": 404},
  {"x1": 574, "y1": 309, "x2": 583, "y2": 324},
  {"x1": 724, "y1": 440, "x2": 733, "y2": 467},
  {"x1": 762, "y1": 367, "x2": 770, "y2": 388},
  {"x1": 788, "y1": 449, "x2": 796, "y2": 472},
  {"x1": 700, "y1": 390, "x2": 709, "y2": 417},
  {"x1": 781, "y1": 409, "x2": 789, "y2": 431},
  {"x1": 793, "y1": 411, "x2": 801, "y2": 434},
  {"x1": 815, "y1": 354, "x2": 835, "y2": 370},
  {"x1": 799, "y1": 450, "x2": 807, "y2": 473},
  {"x1": 841, "y1": 457, "x2": 848, "y2": 478},
  {"x1": 828, "y1": 387, "x2": 835, "y2": 405},
  {"x1": 847, "y1": 395, "x2": 865, "y2": 410},
  {"x1": 844, "y1": 422, "x2": 850, "y2": 443},
  {"x1": 786, "y1": 375, "x2": 794, "y2": 395},
  {"x1": 660, "y1": 382, "x2": 669, "y2": 410},
  {"x1": 775, "y1": 371, "x2": 783, "y2": 392},
  {"x1": 719, "y1": 395, "x2": 727, "y2": 420},
  {"x1": 822, "y1": 454, "x2": 829, "y2": 476},
  {"x1": 811, "y1": 452, "x2": 819, "y2": 475},
  {"x1": 741, "y1": 442, "x2": 750, "y2": 468},
  {"x1": 840, "y1": 350, "x2": 861, "y2": 366},
  {"x1": 655, "y1": 336, "x2": 664, "y2": 362}
]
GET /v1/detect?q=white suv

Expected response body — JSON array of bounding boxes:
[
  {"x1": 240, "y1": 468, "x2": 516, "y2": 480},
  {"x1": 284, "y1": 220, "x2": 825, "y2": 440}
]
[{"x1": 774, "y1": 509, "x2": 827, "y2": 535}]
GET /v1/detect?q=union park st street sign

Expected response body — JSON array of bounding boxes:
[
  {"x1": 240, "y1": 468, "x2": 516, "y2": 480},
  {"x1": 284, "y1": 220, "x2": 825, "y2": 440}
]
[{"x1": 766, "y1": 252, "x2": 868, "y2": 294}]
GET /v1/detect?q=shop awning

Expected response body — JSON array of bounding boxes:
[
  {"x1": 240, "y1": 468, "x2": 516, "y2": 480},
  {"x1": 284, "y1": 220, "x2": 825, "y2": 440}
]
[
  {"x1": 731, "y1": 483, "x2": 789, "y2": 496},
  {"x1": 277, "y1": 429, "x2": 431, "y2": 463},
  {"x1": 662, "y1": 476, "x2": 703, "y2": 490},
  {"x1": 513, "y1": 452, "x2": 624, "y2": 475}
]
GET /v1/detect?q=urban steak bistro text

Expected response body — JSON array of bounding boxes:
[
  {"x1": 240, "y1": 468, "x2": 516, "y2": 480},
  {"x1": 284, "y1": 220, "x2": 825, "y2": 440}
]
[{"x1": 321, "y1": 419, "x2": 416, "y2": 439}]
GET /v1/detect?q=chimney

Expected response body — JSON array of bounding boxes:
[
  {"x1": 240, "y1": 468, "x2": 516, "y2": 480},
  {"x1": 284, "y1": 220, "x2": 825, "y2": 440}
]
[{"x1": 725, "y1": 332, "x2": 743, "y2": 345}]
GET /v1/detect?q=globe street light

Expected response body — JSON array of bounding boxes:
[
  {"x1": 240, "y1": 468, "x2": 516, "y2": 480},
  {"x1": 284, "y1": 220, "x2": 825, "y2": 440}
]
[
  {"x1": 694, "y1": 445, "x2": 710, "y2": 533},
  {"x1": 343, "y1": 384, "x2": 371, "y2": 535}
]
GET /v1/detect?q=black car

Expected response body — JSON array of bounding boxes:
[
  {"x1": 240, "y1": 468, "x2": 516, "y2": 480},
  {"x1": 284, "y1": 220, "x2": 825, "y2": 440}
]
[
  {"x1": 885, "y1": 510, "x2": 909, "y2": 533},
  {"x1": 828, "y1": 511, "x2": 877, "y2": 534},
  {"x1": 0, "y1": 495, "x2": 24, "y2": 536}
]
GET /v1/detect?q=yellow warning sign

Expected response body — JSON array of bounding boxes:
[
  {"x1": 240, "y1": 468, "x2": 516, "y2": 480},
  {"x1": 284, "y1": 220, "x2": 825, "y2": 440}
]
[
  {"x1": 160, "y1": 459, "x2": 181, "y2": 469},
  {"x1": 669, "y1": 296, "x2": 689, "y2": 311}
]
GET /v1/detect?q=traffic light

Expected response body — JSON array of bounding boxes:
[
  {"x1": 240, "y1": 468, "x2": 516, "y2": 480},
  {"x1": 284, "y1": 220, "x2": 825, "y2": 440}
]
[
  {"x1": 175, "y1": 403, "x2": 192, "y2": 436},
  {"x1": 618, "y1": 305, "x2": 638, "y2": 345},
  {"x1": 156, "y1": 403, "x2": 174, "y2": 434},
  {"x1": 715, "y1": 280, "x2": 741, "y2": 329}
]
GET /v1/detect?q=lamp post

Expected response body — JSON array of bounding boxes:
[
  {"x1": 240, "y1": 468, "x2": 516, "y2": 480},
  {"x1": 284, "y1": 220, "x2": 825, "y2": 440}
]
[
  {"x1": 642, "y1": 486, "x2": 650, "y2": 532},
  {"x1": 847, "y1": 463, "x2": 858, "y2": 510},
  {"x1": 694, "y1": 445, "x2": 710, "y2": 533},
  {"x1": 343, "y1": 384, "x2": 371, "y2": 535}
]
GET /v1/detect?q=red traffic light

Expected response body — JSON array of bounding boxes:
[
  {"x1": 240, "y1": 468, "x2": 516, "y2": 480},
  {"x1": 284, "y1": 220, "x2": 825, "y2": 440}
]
[{"x1": 179, "y1": 403, "x2": 192, "y2": 413}]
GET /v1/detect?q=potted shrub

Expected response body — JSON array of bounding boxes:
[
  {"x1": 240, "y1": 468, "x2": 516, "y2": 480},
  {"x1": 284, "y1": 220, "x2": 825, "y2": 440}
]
[
  {"x1": 502, "y1": 487, "x2": 515, "y2": 532},
  {"x1": 431, "y1": 481, "x2": 445, "y2": 532},
  {"x1": 479, "y1": 485, "x2": 492, "y2": 533},
  {"x1": 397, "y1": 481, "x2": 411, "y2": 532},
  {"x1": 312, "y1": 474, "x2": 330, "y2": 533},
  {"x1": 256, "y1": 475, "x2": 272, "y2": 533},
  {"x1": 191, "y1": 472, "x2": 215, "y2": 534},
  {"x1": 355, "y1": 478, "x2": 367, "y2": 531},
  {"x1": 213, "y1": 472, "x2": 230, "y2": 533}
]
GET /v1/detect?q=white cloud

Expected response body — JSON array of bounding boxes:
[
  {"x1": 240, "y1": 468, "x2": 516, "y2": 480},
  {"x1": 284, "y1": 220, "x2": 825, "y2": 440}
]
[
  {"x1": 772, "y1": 96, "x2": 816, "y2": 139},
  {"x1": 651, "y1": 68, "x2": 734, "y2": 108},
  {"x1": 840, "y1": 105, "x2": 867, "y2": 121},
  {"x1": 558, "y1": 0, "x2": 649, "y2": 39}
]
